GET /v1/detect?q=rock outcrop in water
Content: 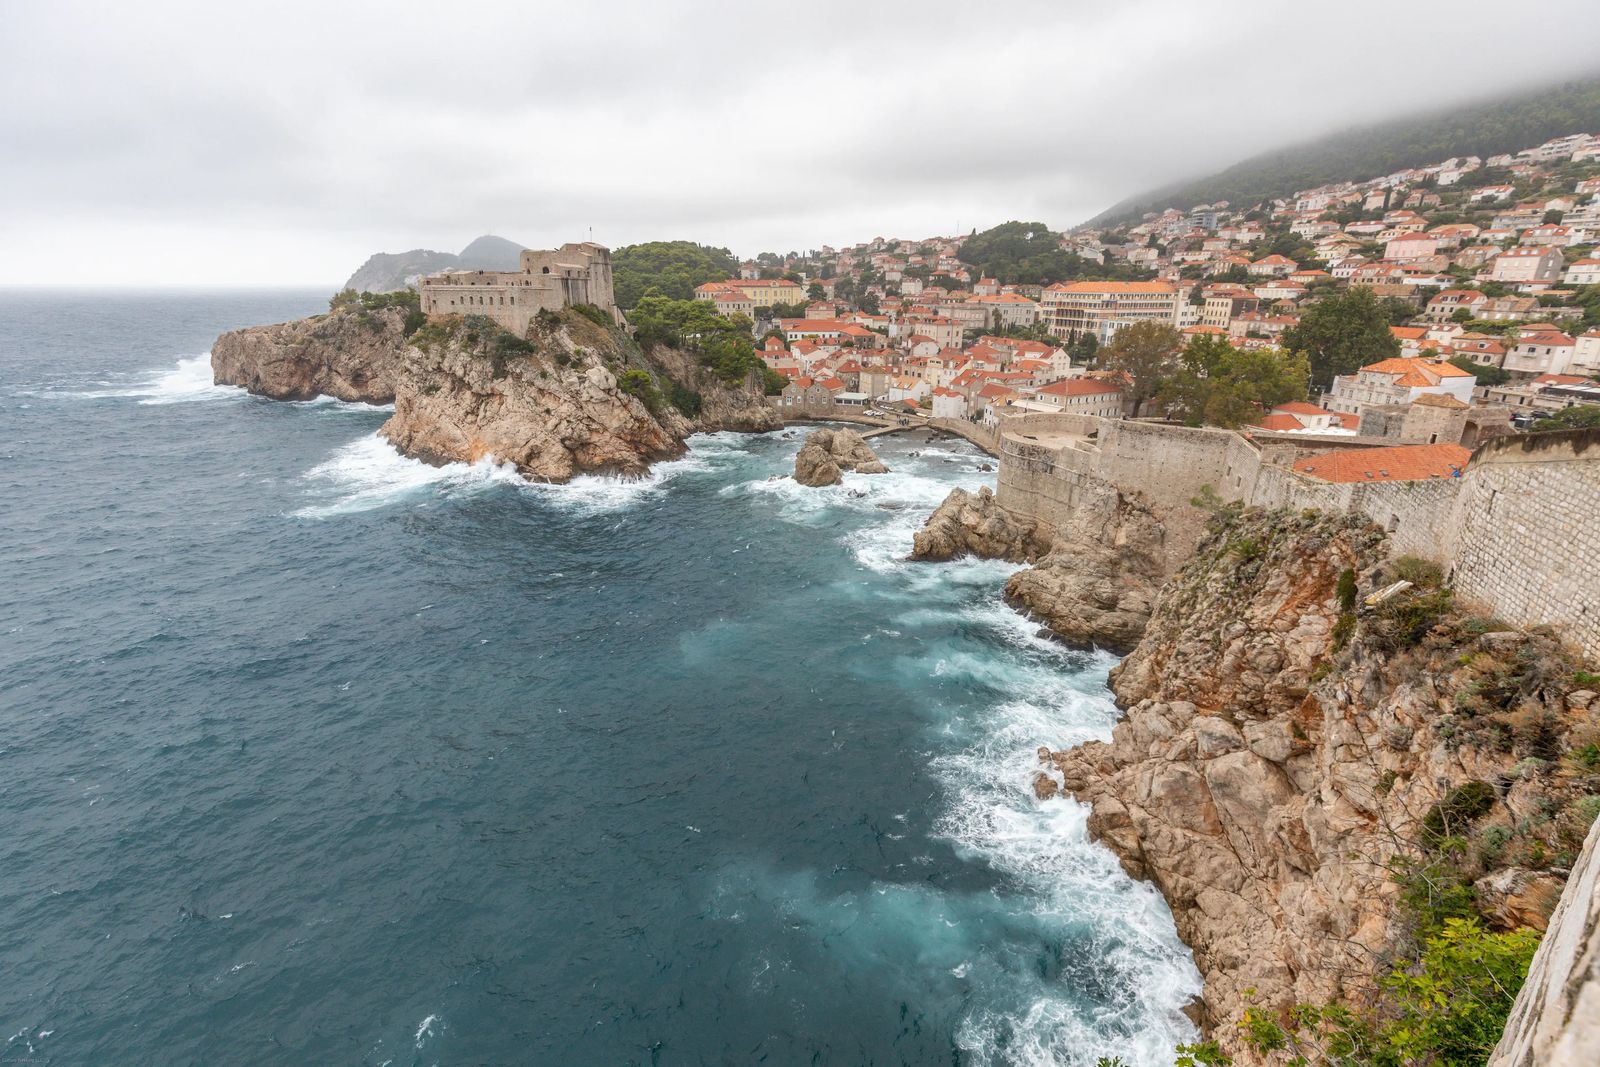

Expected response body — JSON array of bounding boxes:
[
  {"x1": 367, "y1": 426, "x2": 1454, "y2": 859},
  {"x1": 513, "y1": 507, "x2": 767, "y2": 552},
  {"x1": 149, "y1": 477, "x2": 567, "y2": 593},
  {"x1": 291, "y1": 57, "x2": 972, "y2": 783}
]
[
  {"x1": 1034, "y1": 507, "x2": 1599, "y2": 1061},
  {"x1": 912, "y1": 478, "x2": 1199, "y2": 652},
  {"x1": 211, "y1": 305, "x2": 408, "y2": 404},
  {"x1": 212, "y1": 304, "x2": 780, "y2": 481},
  {"x1": 910, "y1": 486, "x2": 1051, "y2": 563},
  {"x1": 1003, "y1": 482, "x2": 1194, "y2": 654},
  {"x1": 792, "y1": 428, "x2": 888, "y2": 487}
]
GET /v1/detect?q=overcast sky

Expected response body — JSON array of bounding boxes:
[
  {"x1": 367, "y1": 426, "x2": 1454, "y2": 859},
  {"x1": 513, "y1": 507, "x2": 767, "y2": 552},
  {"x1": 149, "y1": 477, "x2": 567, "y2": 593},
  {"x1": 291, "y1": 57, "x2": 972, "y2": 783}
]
[{"x1": 3, "y1": 1, "x2": 1598, "y2": 287}]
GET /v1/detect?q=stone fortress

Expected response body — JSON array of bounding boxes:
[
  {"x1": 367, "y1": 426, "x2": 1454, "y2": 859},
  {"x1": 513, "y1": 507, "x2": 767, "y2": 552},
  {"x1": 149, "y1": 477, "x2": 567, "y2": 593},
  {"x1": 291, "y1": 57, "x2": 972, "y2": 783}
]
[
  {"x1": 417, "y1": 242, "x2": 619, "y2": 336},
  {"x1": 984, "y1": 411, "x2": 1600, "y2": 661}
]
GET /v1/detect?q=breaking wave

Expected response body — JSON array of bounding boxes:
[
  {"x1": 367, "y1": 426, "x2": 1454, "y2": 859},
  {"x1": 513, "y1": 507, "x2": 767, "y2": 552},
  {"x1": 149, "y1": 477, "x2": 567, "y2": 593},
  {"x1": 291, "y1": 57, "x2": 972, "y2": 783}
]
[{"x1": 292, "y1": 433, "x2": 523, "y2": 518}]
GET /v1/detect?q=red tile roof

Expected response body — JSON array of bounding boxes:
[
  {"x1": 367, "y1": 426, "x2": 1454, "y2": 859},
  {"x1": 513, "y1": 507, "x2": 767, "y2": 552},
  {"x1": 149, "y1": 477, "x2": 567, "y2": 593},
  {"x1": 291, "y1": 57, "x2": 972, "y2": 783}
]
[{"x1": 1293, "y1": 443, "x2": 1471, "y2": 483}]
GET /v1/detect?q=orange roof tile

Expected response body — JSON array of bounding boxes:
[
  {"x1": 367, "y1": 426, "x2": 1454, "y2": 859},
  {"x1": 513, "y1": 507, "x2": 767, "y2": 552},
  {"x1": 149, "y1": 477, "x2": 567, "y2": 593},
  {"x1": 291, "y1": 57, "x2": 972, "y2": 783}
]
[{"x1": 1293, "y1": 443, "x2": 1471, "y2": 483}]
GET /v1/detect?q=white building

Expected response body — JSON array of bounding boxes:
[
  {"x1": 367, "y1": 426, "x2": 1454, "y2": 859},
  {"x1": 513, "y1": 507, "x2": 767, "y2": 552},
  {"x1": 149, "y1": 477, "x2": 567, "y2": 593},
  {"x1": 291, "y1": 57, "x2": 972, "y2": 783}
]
[{"x1": 1322, "y1": 356, "x2": 1477, "y2": 419}]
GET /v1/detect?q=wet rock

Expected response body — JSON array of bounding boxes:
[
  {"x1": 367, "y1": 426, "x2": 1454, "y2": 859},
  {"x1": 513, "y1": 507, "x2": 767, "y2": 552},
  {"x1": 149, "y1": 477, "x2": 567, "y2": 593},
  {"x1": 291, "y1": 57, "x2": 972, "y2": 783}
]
[
  {"x1": 911, "y1": 486, "x2": 1051, "y2": 563},
  {"x1": 793, "y1": 428, "x2": 889, "y2": 487}
]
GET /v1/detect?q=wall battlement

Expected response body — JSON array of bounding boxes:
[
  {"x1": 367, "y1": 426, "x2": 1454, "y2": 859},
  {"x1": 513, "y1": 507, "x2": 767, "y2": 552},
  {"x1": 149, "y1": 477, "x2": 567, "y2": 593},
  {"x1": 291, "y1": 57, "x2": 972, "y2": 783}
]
[{"x1": 417, "y1": 242, "x2": 617, "y2": 337}]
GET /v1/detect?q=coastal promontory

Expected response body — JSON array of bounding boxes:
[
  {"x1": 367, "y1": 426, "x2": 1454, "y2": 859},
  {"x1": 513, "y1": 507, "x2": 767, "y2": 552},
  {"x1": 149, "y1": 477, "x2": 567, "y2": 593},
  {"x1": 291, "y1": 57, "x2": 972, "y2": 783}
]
[{"x1": 211, "y1": 294, "x2": 780, "y2": 481}]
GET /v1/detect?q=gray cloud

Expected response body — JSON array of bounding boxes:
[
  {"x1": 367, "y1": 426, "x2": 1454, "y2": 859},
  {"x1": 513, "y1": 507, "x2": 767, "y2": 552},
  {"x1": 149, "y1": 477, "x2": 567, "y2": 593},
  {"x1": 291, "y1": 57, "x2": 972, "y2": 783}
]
[{"x1": 2, "y1": 0, "x2": 1598, "y2": 284}]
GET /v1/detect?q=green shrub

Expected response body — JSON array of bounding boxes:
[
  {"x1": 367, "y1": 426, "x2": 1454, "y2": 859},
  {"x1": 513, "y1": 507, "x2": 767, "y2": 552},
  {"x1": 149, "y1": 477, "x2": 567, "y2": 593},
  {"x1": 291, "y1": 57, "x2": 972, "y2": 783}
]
[
  {"x1": 1381, "y1": 919, "x2": 1539, "y2": 1066},
  {"x1": 1422, "y1": 780, "x2": 1497, "y2": 845},
  {"x1": 1393, "y1": 555, "x2": 1444, "y2": 588},
  {"x1": 1173, "y1": 1040, "x2": 1232, "y2": 1066},
  {"x1": 1372, "y1": 588, "x2": 1454, "y2": 650},
  {"x1": 667, "y1": 381, "x2": 703, "y2": 417},
  {"x1": 1331, "y1": 612, "x2": 1356, "y2": 651},
  {"x1": 617, "y1": 369, "x2": 662, "y2": 414},
  {"x1": 570, "y1": 303, "x2": 612, "y2": 328},
  {"x1": 1336, "y1": 568, "x2": 1358, "y2": 611},
  {"x1": 1575, "y1": 794, "x2": 1600, "y2": 831}
]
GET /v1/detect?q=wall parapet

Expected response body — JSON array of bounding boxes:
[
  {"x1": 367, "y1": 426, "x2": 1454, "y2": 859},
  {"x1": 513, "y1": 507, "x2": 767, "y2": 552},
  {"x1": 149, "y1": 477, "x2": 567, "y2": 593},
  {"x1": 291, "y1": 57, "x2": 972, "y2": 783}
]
[{"x1": 993, "y1": 415, "x2": 1600, "y2": 660}]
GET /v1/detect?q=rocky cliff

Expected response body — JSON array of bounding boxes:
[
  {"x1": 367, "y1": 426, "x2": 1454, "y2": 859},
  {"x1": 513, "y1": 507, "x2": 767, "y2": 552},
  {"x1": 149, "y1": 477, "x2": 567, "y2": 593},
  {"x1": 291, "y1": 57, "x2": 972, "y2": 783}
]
[
  {"x1": 913, "y1": 477, "x2": 1201, "y2": 652},
  {"x1": 211, "y1": 304, "x2": 409, "y2": 403},
  {"x1": 1035, "y1": 507, "x2": 1600, "y2": 1061},
  {"x1": 212, "y1": 305, "x2": 779, "y2": 481}
]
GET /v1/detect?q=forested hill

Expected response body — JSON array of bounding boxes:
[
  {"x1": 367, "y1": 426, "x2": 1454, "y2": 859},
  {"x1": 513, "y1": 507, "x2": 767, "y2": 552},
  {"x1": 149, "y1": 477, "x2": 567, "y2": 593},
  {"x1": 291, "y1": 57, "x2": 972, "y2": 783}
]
[{"x1": 1083, "y1": 74, "x2": 1600, "y2": 228}]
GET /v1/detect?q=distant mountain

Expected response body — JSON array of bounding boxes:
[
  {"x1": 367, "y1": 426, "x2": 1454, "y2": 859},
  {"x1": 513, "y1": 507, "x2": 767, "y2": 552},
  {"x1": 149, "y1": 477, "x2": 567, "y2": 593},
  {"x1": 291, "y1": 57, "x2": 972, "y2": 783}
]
[
  {"x1": 1083, "y1": 74, "x2": 1600, "y2": 229},
  {"x1": 343, "y1": 234, "x2": 528, "y2": 293},
  {"x1": 455, "y1": 234, "x2": 525, "y2": 271}
]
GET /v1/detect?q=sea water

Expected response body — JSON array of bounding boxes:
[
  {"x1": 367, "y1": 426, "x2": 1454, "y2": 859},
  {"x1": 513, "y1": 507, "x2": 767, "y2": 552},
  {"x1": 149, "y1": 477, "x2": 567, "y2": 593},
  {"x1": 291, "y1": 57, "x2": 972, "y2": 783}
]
[{"x1": 0, "y1": 290, "x2": 1199, "y2": 1065}]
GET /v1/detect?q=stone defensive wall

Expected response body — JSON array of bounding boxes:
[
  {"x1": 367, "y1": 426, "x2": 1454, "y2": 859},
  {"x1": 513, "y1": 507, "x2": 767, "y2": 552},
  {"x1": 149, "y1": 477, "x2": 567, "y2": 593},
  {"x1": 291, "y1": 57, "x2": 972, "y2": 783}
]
[
  {"x1": 1445, "y1": 429, "x2": 1600, "y2": 659},
  {"x1": 993, "y1": 414, "x2": 1600, "y2": 659}
]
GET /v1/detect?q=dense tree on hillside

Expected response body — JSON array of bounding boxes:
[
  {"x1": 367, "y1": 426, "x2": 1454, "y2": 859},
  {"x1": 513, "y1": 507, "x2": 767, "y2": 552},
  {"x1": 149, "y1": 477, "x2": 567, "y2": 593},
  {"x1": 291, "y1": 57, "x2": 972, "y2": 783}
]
[
  {"x1": 1282, "y1": 286, "x2": 1402, "y2": 389},
  {"x1": 1157, "y1": 336, "x2": 1310, "y2": 428},
  {"x1": 611, "y1": 241, "x2": 738, "y2": 309},
  {"x1": 958, "y1": 220, "x2": 1152, "y2": 285},
  {"x1": 1087, "y1": 75, "x2": 1600, "y2": 227},
  {"x1": 627, "y1": 295, "x2": 784, "y2": 394},
  {"x1": 1094, "y1": 321, "x2": 1182, "y2": 417}
]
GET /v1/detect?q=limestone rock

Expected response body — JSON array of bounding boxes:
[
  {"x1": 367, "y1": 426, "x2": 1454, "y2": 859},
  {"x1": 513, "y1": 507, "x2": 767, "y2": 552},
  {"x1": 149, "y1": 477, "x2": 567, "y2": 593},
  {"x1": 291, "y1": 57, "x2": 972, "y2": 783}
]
[
  {"x1": 792, "y1": 428, "x2": 888, "y2": 487},
  {"x1": 1476, "y1": 867, "x2": 1564, "y2": 931},
  {"x1": 910, "y1": 486, "x2": 1052, "y2": 563},
  {"x1": 1001, "y1": 480, "x2": 1184, "y2": 653},
  {"x1": 1035, "y1": 508, "x2": 1586, "y2": 1061},
  {"x1": 381, "y1": 320, "x2": 683, "y2": 481},
  {"x1": 794, "y1": 442, "x2": 843, "y2": 486},
  {"x1": 211, "y1": 305, "x2": 408, "y2": 403}
]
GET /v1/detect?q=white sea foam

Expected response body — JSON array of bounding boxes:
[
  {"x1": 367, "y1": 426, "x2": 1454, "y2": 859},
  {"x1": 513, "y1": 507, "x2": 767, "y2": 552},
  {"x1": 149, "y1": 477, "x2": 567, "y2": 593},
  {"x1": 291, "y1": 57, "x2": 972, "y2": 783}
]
[
  {"x1": 295, "y1": 428, "x2": 742, "y2": 519},
  {"x1": 70, "y1": 355, "x2": 248, "y2": 405},
  {"x1": 926, "y1": 592, "x2": 1200, "y2": 1064},
  {"x1": 289, "y1": 394, "x2": 396, "y2": 414},
  {"x1": 715, "y1": 423, "x2": 1199, "y2": 1064},
  {"x1": 293, "y1": 433, "x2": 523, "y2": 518}
]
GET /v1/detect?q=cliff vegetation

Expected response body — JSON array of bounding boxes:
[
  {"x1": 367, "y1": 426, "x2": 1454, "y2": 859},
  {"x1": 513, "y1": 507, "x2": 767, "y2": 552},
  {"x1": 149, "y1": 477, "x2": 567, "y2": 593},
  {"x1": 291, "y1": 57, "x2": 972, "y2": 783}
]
[{"x1": 1037, "y1": 508, "x2": 1600, "y2": 1066}]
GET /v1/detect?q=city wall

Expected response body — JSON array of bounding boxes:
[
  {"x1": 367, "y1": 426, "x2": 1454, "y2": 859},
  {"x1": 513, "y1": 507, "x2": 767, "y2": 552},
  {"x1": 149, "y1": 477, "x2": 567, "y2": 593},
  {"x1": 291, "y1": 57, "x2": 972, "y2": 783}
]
[
  {"x1": 1446, "y1": 430, "x2": 1600, "y2": 658},
  {"x1": 993, "y1": 414, "x2": 1600, "y2": 660}
]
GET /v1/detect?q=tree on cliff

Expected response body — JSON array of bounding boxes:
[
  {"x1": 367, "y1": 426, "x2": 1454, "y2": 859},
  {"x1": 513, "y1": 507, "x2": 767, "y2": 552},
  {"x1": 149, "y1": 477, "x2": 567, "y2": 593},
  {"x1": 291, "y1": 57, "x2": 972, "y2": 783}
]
[
  {"x1": 1157, "y1": 335, "x2": 1309, "y2": 428},
  {"x1": 1281, "y1": 286, "x2": 1401, "y2": 389},
  {"x1": 1094, "y1": 321, "x2": 1182, "y2": 416},
  {"x1": 627, "y1": 296, "x2": 784, "y2": 394}
]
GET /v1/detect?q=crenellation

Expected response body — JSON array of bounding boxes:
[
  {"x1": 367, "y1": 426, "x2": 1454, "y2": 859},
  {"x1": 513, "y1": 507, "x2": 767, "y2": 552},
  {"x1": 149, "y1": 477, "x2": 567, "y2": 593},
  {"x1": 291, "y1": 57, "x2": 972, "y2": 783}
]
[{"x1": 416, "y1": 241, "x2": 618, "y2": 337}]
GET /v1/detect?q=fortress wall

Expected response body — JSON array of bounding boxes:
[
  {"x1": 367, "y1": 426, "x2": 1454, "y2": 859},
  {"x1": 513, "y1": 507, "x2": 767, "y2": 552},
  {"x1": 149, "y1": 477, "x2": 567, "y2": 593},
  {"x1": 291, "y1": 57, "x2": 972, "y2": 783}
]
[
  {"x1": 1095, "y1": 420, "x2": 1242, "y2": 510},
  {"x1": 1447, "y1": 430, "x2": 1600, "y2": 660},
  {"x1": 993, "y1": 416, "x2": 1600, "y2": 658},
  {"x1": 995, "y1": 436, "x2": 1102, "y2": 532}
]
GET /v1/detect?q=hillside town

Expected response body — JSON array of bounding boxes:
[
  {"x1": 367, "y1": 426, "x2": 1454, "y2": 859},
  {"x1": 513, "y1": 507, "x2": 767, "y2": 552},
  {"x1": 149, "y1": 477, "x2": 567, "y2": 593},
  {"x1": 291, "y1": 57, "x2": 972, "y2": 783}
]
[{"x1": 643, "y1": 129, "x2": 1600, "y2": 487}]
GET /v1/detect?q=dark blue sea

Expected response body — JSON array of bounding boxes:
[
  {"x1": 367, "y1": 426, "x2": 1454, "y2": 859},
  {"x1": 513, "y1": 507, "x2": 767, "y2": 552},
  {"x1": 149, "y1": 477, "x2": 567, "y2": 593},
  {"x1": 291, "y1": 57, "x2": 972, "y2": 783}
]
[{"x1": 0, "y1": 290, "x2": 1197, "y2": 1066}]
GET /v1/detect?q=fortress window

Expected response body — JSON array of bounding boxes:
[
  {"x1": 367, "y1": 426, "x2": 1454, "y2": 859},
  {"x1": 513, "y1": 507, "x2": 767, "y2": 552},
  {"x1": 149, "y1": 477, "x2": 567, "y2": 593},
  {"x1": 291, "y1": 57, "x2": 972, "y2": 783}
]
[{"x1": 542, "y1": 267, "x2": 550, "y2": 274}]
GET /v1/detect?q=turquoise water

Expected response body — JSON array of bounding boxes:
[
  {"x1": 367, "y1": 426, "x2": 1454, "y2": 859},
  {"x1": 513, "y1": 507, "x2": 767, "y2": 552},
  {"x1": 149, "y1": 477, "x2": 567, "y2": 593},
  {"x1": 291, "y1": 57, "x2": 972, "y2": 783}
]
[{"x1": 0, "y1": 290, "x2": 1198, "y2": 1065}]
